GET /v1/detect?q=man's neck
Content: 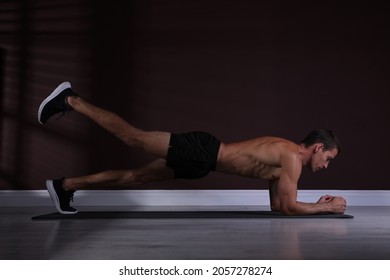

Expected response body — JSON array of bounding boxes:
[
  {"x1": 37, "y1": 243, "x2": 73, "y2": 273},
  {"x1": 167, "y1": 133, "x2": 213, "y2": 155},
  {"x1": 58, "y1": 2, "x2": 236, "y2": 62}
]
[{"x1": 298, "y1": 144, "x2": 311, "y2": 166}]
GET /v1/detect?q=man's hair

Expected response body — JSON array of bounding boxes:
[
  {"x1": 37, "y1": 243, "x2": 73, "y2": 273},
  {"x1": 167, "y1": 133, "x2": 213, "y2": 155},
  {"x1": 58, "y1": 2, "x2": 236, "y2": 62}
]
[{"x1": 300, "y1": 129, "x2": 341, "y2": 153}]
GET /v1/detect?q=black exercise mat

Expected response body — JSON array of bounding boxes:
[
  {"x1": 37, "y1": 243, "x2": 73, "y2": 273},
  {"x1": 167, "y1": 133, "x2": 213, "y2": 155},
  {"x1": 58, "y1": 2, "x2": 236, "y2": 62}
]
[{"x1": 32, "y1": 211, "x2": 354, "y2": 220}]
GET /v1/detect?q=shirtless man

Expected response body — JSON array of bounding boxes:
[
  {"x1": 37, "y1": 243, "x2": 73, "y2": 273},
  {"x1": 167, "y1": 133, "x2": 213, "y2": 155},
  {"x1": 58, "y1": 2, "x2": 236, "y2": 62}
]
[{"x1": 38, "y1": 82, "x2": 347, "y2": 215}]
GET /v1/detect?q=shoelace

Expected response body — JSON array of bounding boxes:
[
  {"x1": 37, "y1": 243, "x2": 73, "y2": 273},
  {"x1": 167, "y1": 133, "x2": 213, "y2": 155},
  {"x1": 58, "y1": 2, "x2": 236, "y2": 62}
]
[{"x1": 64, "y1": 190, "x2": 75, "y2": 207}]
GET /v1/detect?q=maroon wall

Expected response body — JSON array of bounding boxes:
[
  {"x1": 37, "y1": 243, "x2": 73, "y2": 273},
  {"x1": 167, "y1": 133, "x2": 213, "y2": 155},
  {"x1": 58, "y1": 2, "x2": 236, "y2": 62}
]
[{"x1": 0, "y1": 1, "x2": 389, "y2": 190}]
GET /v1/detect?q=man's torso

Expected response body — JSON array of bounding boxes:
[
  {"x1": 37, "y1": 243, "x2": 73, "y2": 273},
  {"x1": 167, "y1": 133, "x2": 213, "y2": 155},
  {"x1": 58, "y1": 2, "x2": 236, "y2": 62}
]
[{"x1": 216, "y1": 136, "x2": 299, "y2": 180}]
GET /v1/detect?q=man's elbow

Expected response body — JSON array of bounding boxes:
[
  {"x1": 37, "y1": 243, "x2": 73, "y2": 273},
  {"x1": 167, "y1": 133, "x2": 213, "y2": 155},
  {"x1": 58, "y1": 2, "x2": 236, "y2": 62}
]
[
  {"x1": 270, "y1": 202, "x2": 281, "y2": 212},
  {"x1": 280, "y1": 204, "x2": 298, "y2": 215},
  {"x1": 271, "y1": 201, "x2": 297, "y2": 215}
]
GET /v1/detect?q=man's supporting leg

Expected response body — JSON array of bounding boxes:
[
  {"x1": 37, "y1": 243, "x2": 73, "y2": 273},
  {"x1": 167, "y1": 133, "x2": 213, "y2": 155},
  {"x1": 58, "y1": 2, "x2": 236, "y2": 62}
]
[
  {"x1": 67, "y1": 96, "x2": 171, "y2": 159},
  {"x1": 47, "y1": 157, "x2": 174, "y2": 214},
  {"x1": 62, "y1": 159, "x2": 174, "y2": 191}
]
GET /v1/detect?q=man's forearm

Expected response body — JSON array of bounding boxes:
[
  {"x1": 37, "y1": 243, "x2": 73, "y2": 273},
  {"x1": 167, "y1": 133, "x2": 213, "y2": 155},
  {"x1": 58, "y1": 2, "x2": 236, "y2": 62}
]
[{"x1": 282, "y1": 201, "x2": 332, "y2": 215}]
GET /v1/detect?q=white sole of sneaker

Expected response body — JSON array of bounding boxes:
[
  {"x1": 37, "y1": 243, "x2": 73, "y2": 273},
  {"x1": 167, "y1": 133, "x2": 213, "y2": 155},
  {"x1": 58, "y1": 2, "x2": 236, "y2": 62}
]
[
  {"x1": 46, "y1": 180, "x2": 78, "y2": 214},
  {"x1": 38, "y1": 81, "x2": 72, "y2": 124}
]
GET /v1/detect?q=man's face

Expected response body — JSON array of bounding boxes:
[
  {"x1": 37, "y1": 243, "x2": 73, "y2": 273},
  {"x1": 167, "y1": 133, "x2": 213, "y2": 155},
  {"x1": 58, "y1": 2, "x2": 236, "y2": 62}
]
[{"x1": 310, "y1": 145, "x2": 338, "y2": 172}]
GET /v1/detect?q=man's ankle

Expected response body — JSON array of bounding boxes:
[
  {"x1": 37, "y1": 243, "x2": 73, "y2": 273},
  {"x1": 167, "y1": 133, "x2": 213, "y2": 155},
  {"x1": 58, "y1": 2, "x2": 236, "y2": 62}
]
[
  {"x1": 66, "y1": 95, "x2": 79, "y2": 109},
  {"x1": 62, "y1": 179, "x2": 73, "y2": 191}
]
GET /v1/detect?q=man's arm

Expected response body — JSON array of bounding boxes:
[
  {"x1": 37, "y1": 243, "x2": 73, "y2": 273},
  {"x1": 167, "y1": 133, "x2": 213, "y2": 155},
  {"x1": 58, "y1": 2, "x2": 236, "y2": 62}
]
[
  {"x1": 277, "y1": 177, "x2": 346, "y2": 215},
  {"x1": 269, "y1": 179, "x2": 281, "y2": 212},
  {"x1": 276, "y1": 154, "x2": 346, "y2": 215}
]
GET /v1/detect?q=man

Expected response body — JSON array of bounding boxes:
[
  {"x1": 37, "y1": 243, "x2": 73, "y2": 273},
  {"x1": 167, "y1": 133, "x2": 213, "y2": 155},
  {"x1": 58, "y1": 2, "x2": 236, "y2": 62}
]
[{"x1": 38, "y1": 82, "x2": 347, "y2": 215}]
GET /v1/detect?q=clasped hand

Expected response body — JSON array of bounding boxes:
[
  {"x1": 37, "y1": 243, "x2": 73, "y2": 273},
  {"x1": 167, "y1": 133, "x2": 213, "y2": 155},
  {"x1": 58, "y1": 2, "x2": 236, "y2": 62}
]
[{"x1": 317, "y1": 195, "x2": 347, "y2": 214}]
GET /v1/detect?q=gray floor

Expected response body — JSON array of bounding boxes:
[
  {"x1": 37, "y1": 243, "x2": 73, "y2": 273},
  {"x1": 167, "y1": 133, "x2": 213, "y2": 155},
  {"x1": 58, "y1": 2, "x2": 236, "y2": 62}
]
[{"x1": 1, "y1": 206, "x2": 389, "y2": 260}]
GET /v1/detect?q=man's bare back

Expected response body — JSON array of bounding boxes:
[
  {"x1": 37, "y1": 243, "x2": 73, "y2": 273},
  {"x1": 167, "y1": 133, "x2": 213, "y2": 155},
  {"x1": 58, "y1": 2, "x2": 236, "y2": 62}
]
[{"x1": 216, "y1": 137, "x2": 295, "y2": 180}]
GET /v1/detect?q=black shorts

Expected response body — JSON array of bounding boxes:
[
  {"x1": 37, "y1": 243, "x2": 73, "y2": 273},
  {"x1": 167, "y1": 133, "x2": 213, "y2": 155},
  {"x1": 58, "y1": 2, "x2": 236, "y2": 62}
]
[{"x1": 166, "y1": 131, "x2": 221, "y2": 179}]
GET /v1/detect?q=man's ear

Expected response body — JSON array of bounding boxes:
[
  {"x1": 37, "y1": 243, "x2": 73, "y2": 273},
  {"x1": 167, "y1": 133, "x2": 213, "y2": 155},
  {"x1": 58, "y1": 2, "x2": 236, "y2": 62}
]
[{"x1": 314, "y1": 143, "x2": 324, "y2": 153}]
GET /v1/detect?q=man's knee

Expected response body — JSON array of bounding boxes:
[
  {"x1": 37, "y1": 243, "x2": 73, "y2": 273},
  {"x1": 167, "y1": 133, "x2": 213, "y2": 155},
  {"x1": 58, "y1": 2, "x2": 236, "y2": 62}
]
[
  {"x1": 120, "y1": 170, "x2": 144, "y2": 186},
  {"x1": 102, "y1": 170, "x2": 142, "y2": 187}
]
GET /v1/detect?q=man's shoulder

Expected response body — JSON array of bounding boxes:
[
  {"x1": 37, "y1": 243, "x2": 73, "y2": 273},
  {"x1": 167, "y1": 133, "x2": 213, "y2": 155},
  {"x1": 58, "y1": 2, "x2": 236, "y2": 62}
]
[
  {"x1": 273, "y1": 139, "x2": 301, "y2": 162},
  {"x1": 245, "y1": 136, "x2": 292, "y2": 144},
  {"x1": 259, "y1": 136, "x2": 298, "y2": 150}
]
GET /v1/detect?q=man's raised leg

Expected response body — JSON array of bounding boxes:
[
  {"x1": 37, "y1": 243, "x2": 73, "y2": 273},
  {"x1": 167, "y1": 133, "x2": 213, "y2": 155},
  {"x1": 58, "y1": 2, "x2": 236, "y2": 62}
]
[
  {"x1": 66, "y1": 96, "x2": 170, "y2": 159},
  {"x1": 38, "y1": 81, "x2": 171, "y2": 159}
]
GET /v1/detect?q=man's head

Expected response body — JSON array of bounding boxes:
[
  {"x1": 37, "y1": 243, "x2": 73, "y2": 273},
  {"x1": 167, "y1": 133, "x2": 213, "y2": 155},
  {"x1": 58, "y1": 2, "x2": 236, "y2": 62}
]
[{"x1": 301, "y1": 129, "x2": 341, "y2": 172}]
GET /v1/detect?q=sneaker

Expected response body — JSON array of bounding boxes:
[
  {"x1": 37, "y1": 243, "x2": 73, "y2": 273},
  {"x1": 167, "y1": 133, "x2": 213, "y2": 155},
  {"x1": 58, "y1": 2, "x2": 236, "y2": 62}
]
[
  {"x1": 46, "y1": 178, "x2": 78, "y2": 214},
  {"x1": 38, "y1": 81, "x2": 77, "y2": 124}
]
